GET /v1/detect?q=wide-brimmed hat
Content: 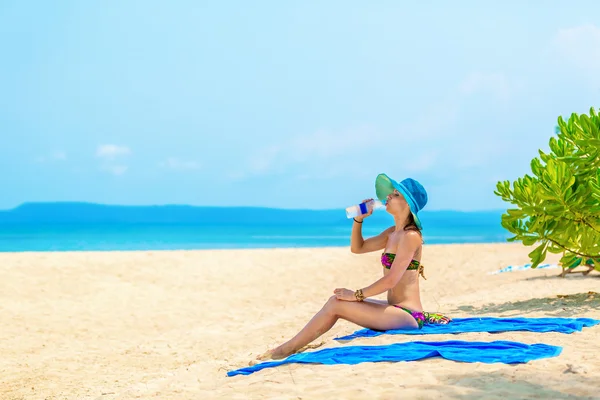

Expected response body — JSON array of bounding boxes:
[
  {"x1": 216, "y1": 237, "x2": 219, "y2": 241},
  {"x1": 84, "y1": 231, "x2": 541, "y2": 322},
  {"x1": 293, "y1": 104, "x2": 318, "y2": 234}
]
[{"x1": 375, "y1": 173, "x2": 428, "y2": 229}]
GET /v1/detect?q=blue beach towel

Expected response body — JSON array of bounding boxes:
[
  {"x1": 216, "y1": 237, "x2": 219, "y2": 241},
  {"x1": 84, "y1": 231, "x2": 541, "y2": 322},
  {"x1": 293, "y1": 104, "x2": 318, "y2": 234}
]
[
  {"x1": 335, "y1": 317, "x2": 600, "y2": 341},
  {"x1": 227, "y1": 340, "x2": 562, "y2": 377}
]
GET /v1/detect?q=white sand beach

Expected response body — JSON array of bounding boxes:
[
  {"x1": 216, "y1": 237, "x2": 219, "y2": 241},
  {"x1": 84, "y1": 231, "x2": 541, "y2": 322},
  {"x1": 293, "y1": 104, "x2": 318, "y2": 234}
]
[{"x1": 1, "y1": 243, "x2": 599, "y2": 399}]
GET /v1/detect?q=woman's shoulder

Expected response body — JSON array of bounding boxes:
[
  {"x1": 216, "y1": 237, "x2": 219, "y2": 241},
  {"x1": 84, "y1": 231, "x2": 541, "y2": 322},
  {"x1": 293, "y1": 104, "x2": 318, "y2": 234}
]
[
  {"x1": 381, "y1": 225, "x2": 395, "y2": 237},
  {"x1": 401, "y1": 229, "x2": 423, "y2": 245}
]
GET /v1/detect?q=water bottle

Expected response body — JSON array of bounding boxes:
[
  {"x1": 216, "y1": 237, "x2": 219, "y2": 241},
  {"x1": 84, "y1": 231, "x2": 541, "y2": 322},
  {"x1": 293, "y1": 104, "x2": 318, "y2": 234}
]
[{"x1": 345, "y1": 199, "x2": 384, "y2": 219}]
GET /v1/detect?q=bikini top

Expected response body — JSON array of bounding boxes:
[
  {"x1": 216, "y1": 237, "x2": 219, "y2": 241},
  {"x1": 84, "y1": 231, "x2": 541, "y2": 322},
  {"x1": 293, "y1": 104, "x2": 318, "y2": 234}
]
[{"x1": 381, "y1": 252, "x2": 426, "y2": 279}]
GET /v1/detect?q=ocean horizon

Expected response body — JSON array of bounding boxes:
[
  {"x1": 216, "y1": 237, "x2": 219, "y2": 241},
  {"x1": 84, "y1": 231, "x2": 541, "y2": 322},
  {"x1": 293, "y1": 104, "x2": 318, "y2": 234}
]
[{"x1": 0, "y1": 202, "x2": 511, "y2": 252}]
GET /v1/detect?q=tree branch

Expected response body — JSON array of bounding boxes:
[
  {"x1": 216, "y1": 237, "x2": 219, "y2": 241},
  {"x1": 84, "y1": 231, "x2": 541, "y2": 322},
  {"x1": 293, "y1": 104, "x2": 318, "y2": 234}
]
[
  {"x1": 543, "y1": 236, "x2": 600, "y2": 259},
  {"x1": 580, "y1": 217, "x2": 600, "y2": 235}
]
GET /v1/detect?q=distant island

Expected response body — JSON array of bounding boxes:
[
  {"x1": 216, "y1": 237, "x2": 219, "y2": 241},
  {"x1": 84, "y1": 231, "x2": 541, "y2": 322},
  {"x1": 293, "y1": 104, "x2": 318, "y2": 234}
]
[{"x1": 0, "y1": 202, "x2": 504, "y2": 227}]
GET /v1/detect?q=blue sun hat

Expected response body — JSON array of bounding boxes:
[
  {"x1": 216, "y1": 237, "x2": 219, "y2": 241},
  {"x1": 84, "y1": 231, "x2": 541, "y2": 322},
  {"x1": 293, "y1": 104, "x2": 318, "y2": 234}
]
[{"x1": 375, "y1": 173, "x2": 428, "y2": 229}]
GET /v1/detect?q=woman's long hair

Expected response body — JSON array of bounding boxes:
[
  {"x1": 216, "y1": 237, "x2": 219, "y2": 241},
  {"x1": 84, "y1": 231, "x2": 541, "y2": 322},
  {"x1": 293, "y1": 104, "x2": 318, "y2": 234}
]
[
  {"x1": 403, "y1": 213, "x2": 422, "y2": 237},
  {"x1": 404, "y1": 212, "x2": 426, "y2": 278}
]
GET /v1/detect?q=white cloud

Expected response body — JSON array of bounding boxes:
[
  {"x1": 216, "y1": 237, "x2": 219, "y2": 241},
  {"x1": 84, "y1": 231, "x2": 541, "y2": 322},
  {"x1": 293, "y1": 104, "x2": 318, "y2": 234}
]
[
  {"x1": 242, "y1": 126, "x2": 381, "y2": 177},
  {"x1": 35, "y1": 150, "x2": 67, "y2": 163},
  {"x1": 288, "y1": 127, "x2": 381, "y2": 160},
  {"x1": 394, "y1": 73, "x2": 506, "y2": 146},
  {"x1": 227, "y1": 171, "x2": 246, "y2": 181},
  {"x1": 295, "y1": 163, "x2": 372, "y2": 181},
  {"x1": 555, "y1": 24, "x2": 600, "y2": 80},
  {"x1": 460, "y1": 72, "x2": 511, "y2": 101},
  {"x1": 101, "y1": 165, "x2": 128, "y2": 176},
  {"x1": 248, "y1": 145, "x2": 281, "y2": 174},
  {"x1": 95, "y1": 145, "x2": 131, "y2": 175},
  {"x1": 96, "y1": 144, "x2": 131, "y2": 159},
  {"x1": 52, "y1": 151, "x2": 67, "y2": 160},
  {"x1": 159, "y1": 157, "x2": 201, "y2": 171},
  {"x1": 455, "y1": 138, "x2": 512, "y2": 169},
  {"x1": 236, "y1": 70, "x2": 516, "y2": 182},
  {"x1": 403, "y1": 151, "x2": 439, "y2": 173},
  {"x1": 400, "y1": 101, "x2": 460, "y2": 142}
]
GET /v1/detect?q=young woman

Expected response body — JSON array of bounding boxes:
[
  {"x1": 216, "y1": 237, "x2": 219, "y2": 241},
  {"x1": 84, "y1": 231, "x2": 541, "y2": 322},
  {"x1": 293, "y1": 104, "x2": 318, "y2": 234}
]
[{"x1": 256, "y1": 173, "x2": 449, "y2": 361}]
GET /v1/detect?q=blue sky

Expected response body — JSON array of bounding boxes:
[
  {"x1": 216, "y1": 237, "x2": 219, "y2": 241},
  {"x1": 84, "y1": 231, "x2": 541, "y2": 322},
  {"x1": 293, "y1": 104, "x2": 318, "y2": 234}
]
[{"x1": 1, "y1": 1, "x2": 599, "y2": 211}]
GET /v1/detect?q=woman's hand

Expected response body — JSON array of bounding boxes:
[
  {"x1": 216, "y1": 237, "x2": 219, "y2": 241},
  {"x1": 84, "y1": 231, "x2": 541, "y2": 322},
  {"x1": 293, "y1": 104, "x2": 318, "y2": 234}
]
[
  {"x1": 354, "y1": 198, "x2": 374, "y2": 222},
  {"x1": 333, "y1": 288, "x2": 357, "y2": 301}
]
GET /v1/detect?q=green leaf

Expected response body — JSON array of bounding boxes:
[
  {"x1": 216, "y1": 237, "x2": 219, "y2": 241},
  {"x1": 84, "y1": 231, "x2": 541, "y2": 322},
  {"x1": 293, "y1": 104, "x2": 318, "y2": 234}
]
[
  {"x1": 548, "y1": 244, "x2": 564, "y2": 254},
  {"x1": 530, "y1": 158, "x2": 543, "y2": 177},
  {"x1": 507, "y1": 208, "x2": 526, "y2": 218},
  {"x1": 549, "y1": 137, "x2": 560, "y2": 154},
  {"x1": 522, "y1": 236, "x2": 538, "y2": 246},
  {"x1": 528, "y1": 243, "x2": 547, "y2": 268},
  {"x1": 560, "y1": 253, "x2": 579, "y2": 270}
]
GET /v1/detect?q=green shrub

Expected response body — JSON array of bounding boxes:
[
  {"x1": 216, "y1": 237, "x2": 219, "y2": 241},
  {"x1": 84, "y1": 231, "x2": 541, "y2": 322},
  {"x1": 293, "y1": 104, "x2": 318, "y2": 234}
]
[{"x1": 495, "y1": 107, "x2": 600, "y2": 276}]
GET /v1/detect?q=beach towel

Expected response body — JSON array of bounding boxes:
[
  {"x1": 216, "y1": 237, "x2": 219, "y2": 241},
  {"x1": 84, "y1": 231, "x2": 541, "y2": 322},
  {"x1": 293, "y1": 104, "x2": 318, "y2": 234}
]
[
  {"x1": 334, "y1": 317, "x2": 600, "y2": 341},
  {"x1": 489, "y1": 263, "x2": 560, "y2": 274},
  {"x1": 227, "y1": 340, "x2": 562, "y2": 377}
]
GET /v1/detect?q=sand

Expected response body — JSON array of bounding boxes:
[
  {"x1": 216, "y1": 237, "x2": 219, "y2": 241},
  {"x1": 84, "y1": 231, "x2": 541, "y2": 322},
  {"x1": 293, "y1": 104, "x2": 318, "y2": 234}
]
[{"x1": 1, "y1": 243, "x2": 599, "y2": 399}]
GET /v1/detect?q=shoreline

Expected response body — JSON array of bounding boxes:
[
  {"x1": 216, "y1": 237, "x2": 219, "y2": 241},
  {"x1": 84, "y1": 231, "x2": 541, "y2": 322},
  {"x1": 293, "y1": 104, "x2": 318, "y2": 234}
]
[{"x1": 0, "y1": 240, "x2": 516, "y2": 255}]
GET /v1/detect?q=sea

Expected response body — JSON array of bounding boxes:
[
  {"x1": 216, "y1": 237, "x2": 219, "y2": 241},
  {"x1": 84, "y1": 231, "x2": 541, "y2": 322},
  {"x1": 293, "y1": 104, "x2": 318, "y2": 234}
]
[{"x1": 0, "y1": 203, "x2": 511, "y2": 252}]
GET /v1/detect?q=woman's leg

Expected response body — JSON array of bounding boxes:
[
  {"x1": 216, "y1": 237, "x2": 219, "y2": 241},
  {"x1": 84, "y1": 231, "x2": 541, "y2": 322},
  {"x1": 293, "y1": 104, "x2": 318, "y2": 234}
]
[
  {"x1": 364, "y1": 298, "x2": 390, "y2": 306},
  {"x1": 257, "y1": 296, "x2": 418, "y2": 360}
]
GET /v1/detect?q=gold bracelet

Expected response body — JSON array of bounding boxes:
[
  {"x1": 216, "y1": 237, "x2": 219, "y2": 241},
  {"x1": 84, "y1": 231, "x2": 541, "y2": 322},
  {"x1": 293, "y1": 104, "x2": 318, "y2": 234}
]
[{"x1": 354, "y1": 289, "x2": 365, "y2": 302}]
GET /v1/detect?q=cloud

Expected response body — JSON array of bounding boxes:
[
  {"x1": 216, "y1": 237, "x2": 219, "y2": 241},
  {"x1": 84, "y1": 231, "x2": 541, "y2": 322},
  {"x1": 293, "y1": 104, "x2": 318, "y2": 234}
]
[
  {"x1": 394, "y1": 72, "x2": 509, "y2": 145},
  {"x1": 295, "y1": 163, "x2": 372, "y2": 181},
  {"x1": 96, "y1": 144, "x2": 131, "y2": 175},
  {"x1": 52, "y1": 151, "x2": 67, "y2": 160},
  {"x1": 235, "y1": 70, "x2": 515, "y2": 182},
  {"x1": 455, "y1": 138, "x2": 512, "y2": 169},
  {"x1": 288, "y1": 127, "x2": 380, "y2": 160},
  {"x1": 400, "y1": 101, "x2": 460, "y2": 142},
  {"x1": 403, "y1": 151, "x2": 440, "y2": 173},
  {"x1": 101, "y1": 165, "x2": 128, "y2": 176},
  {"x1": 240, "y1": 126, "x2": 381, "y2": 178},
  {"x1": 35, "y1": 150, "x2": 67, "y2": 163},
  {"x1": 96, "y1": 144, "x2": 131, "y2": 159},
  {"x1": 248, "y1": 145, "x2": 281, "y2": 174},
  {"x1": 159, "y1": 157, "x2": 201, "y2": 171},
  {"x1": 555, "y1": 24, "x2": 600, "y2": 79},
  {"x1": 459, "y1": 72, "x2": 511, "y2": 101}
]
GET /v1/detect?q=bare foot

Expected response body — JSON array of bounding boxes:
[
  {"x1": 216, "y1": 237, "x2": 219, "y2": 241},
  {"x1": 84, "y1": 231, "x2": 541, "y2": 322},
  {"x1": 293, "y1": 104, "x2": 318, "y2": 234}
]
[
  {"x1": 249, "y1": 341, "x2": 326, "y2": 366},
  {"x1": 297, "y1": 341, "x2": 325, "y2": 354},
  {"x1": 248, "y1": 345, "x2": 294, "y2": 366},
  {"x1": 248, "y1": 348, "x2": 281, "y2": 366}
]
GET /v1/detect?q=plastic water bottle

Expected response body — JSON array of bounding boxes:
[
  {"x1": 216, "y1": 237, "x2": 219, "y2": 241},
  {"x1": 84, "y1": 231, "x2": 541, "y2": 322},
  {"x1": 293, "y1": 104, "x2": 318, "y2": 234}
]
[{"x1": 345, "y1": 199, "x2": 384, "y2": 219}]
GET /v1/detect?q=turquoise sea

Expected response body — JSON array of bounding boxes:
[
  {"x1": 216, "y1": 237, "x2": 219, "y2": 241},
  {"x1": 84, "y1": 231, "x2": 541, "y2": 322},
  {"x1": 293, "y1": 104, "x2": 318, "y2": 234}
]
[{"x1": 0, "y1": 203, "x2": 510, "y2": 252}]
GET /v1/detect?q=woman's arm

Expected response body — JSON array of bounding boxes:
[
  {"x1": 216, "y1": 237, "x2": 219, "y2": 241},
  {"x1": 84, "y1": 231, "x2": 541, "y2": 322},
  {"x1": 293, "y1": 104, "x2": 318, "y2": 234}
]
[{"x1": 351, "y1": 224, "x2": 394, "y2": 254}]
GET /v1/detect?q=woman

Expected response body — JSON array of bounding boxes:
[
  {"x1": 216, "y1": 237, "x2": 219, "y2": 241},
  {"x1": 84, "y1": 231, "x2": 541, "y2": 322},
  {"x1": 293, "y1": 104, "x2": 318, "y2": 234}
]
[{"x1": 256, "y1": 173, "x2": 448, "y2": 361}]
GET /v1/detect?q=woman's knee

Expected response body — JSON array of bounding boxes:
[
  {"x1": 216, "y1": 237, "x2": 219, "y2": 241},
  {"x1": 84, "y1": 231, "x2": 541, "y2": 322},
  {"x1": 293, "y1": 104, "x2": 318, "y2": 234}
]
[{"x1": 324, "y1": 295, "x2": 342, "y2": 315}]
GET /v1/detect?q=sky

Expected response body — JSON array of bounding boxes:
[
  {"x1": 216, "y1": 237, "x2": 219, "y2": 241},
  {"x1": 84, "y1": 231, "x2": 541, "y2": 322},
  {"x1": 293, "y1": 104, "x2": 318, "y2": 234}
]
[{"x1": 1, "y1": 1, "x2": 599, "y2": 211}]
